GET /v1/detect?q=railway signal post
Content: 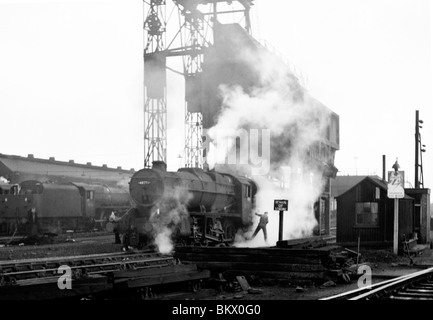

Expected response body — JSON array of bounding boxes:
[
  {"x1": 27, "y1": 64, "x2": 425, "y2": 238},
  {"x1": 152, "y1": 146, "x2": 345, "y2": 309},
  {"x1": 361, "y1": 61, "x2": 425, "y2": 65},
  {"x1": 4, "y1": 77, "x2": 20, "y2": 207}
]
[
  {"x1": 387, "y1": 160, "x2": 405, "y2": 254},
  {"x1": 274, "y1": 199, "x2": 289, "y2": 242}
]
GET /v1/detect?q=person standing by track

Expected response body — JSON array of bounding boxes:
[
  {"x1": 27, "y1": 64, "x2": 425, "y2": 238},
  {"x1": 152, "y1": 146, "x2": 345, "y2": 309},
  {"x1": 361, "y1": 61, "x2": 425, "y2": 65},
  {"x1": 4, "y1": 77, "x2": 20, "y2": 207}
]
[
  {"x1": 109, "y1": 211, "x2": 121, "y2": 244},
  {"x1": 27, "y1": 207, "x2": 39, "y2": 237},
  {"x1": 251, "y1": 211, "x2": 269, "y2": 242}
]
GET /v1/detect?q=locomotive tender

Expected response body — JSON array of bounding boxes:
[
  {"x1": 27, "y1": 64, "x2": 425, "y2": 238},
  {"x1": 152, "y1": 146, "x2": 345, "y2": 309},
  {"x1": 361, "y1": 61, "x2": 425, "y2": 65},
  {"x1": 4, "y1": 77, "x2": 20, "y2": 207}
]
[
  {"x1": 0, "y1": 180, "x2": 132, "y2": 235},
  {"x1": 116, "y1": 161, "x2": 258, "y2": 246}
]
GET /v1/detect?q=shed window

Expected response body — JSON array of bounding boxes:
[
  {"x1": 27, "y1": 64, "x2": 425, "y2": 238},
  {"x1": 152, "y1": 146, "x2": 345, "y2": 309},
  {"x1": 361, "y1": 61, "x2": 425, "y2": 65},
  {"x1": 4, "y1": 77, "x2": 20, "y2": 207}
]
[
  {"x1": 375, "y1": 187, "x2": 380, "y2": 200},
  {"x1": 355, "y1": 202, "x2": 378, "y2": 226}
]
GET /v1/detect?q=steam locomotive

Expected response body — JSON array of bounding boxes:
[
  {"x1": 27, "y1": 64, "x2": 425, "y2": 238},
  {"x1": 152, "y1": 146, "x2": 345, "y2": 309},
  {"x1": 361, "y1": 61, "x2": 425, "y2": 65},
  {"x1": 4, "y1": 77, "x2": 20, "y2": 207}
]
[
  {"x1": 0, "y1": 179, "x2": 133, "y2": 236},
  {"x1": 112, "y1": 161, "x2": 258, "y2": 247}
]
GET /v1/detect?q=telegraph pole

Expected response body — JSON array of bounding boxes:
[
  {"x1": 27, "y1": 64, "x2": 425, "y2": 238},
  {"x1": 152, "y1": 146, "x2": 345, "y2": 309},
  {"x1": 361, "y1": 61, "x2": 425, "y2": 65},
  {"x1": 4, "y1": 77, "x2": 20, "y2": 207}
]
[
  {"x1": 415, "y1": 110, "x2": 420, "y2": 188},
  {"x1": 415, "y1": 110, "x2": 426, "y2": 188}
]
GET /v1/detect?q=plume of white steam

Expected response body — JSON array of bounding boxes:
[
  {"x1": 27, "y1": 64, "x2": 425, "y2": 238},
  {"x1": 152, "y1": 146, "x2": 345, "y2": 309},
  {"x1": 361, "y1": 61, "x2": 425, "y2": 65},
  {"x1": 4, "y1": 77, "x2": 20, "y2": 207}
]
[
  {"x1": 154, "y1": 225, "x2": 176, "y2": 254},
  {"x1": 234, "y1": 163, "x2": 324, "y2": 248},
  {"x1": 150, "y1": 186, "x2": 192, "y2": 254},
  {"x1": 0, "y1": 176, "x2": 9, "y2": 183},
  {"x1": 116, "y1": 175, "x2": 132, "y2": 189},
  {"x1": 205, "y1": 37, "x2": 332, "y2": 247}
]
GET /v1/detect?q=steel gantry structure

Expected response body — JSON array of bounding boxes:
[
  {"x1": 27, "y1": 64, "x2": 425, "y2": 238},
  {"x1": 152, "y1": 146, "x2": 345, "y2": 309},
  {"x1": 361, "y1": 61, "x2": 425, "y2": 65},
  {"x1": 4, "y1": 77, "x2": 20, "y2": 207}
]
[
  {"x1": 142, "y1": 0, "x2": 254, "y2": 168},
  {"x1": 143, "y1": 0, "x2": 168, "y2": 168}
]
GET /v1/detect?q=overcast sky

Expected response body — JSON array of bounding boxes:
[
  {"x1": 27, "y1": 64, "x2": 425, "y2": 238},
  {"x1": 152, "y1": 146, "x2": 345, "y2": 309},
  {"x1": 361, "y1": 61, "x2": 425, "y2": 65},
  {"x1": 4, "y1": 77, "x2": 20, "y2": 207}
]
[{"x1": 0, "y1": 0, "x2": 432, "y2": 188}]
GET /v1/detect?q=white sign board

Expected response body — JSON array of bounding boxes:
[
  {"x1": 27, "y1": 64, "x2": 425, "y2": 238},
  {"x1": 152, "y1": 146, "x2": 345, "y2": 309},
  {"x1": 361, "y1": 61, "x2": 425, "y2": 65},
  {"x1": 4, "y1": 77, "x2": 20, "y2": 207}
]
[
  {"x1": 274, "y1": 199, "x2": 288, "y2": 211},
  {"x1": 387, "y1": 171, "x2": 405, "y2": 199}
]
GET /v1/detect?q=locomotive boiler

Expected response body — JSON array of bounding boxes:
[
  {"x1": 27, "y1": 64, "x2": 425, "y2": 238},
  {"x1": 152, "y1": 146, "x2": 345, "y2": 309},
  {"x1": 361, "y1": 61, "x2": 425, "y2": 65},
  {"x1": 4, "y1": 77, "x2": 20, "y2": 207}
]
[
  {"x1": 116, "y1": 161, "x2": 258, "y2": 247},
  {"x1": 0, "y1": 180, "x2": 133, "y2": 236}
]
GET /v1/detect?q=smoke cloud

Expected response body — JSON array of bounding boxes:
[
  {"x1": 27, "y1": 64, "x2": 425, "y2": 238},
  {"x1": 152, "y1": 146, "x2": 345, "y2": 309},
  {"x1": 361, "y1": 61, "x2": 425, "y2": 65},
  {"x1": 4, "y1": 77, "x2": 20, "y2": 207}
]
[
  {"x1": 149, "y1": 186, "x2": 192, "y2": 254},
  {"x1": 205, "y1": 33, "x2": 333, "y2": 247}
]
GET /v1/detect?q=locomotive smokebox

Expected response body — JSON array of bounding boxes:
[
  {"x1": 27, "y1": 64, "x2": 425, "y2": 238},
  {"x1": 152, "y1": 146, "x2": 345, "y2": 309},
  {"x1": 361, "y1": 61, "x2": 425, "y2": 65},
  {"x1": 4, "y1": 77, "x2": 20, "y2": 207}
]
[{"x1": 129, "y1": 169, "x2": 165, "y2": 207}]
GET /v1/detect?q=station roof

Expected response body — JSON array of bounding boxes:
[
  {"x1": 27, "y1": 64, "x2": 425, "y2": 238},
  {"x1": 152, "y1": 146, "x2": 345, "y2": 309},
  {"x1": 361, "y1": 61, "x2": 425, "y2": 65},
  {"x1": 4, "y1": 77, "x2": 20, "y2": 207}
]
[{"x1": 0, "y1": 153, "x2": 134, "y2": 187}]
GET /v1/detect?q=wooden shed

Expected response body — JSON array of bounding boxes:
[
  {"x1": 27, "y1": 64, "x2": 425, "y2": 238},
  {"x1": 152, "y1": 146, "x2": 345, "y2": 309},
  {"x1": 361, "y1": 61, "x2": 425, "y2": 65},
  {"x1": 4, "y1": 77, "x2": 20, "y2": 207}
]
[{"x1": 335, "y1": 176, "x2": 414, "y2": 247}]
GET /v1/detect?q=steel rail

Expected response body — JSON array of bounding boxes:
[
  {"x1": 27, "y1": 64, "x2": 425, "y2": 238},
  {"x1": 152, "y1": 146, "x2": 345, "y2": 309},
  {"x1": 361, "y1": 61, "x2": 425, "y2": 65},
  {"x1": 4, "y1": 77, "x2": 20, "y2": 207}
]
[
  {"x1": 321, "y1": 267, "x2": 433, "y2": 300},
  {"x1": 0, "y1": 249, "x2": 156, "y2": 266},
  {"x1": 0, "y1": 251, "x2": 176, "y2": 284},
  {"x1": 1, "y1": 257, "x2": 174, "y2": 277}
]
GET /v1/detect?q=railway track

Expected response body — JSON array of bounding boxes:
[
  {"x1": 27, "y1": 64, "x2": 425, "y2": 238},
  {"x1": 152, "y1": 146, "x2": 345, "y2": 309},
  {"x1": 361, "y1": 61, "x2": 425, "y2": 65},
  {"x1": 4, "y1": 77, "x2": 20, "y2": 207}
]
[
  {"x1": 321, "y1": 267, "x2": 433, "y2": 300},
  {"x1": 0, "y1": 249, "x2": 176, "y2": 285}
]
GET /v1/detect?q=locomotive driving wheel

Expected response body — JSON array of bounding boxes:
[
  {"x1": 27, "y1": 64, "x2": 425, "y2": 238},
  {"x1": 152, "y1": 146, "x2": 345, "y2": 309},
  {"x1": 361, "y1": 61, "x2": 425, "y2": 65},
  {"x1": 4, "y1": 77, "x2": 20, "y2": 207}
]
[{"x1": 222, "y1": 218, "x2": 236, "y2": 242}]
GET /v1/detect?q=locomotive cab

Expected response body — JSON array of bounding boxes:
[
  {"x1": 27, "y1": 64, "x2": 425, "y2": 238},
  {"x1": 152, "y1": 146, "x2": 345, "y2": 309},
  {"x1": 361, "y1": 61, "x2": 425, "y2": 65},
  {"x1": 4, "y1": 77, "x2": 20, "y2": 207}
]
[{"x1": 70, "y1": 182, "x2": 96, "y2": 219}]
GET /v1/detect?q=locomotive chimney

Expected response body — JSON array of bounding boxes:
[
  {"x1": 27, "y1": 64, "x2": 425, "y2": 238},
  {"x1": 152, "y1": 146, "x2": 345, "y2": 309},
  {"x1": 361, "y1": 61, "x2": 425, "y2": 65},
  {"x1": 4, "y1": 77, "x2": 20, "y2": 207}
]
[
  {"x1": 203, "y1": 162, "x2": 210, "y2": 171},
  {"x1": 152, "y1": 161, "x2": 167, "y2": 171}
]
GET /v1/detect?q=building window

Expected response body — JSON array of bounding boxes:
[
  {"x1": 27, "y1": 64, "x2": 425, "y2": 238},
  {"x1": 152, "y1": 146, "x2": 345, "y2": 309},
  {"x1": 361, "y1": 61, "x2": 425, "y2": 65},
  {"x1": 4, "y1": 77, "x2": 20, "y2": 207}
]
[
  {"x1": 375, "y1": 187, "x2": 380, "y2": 200},
  {"x1": 355, "y1": 202, "x2": 378, "y2": 226}
]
